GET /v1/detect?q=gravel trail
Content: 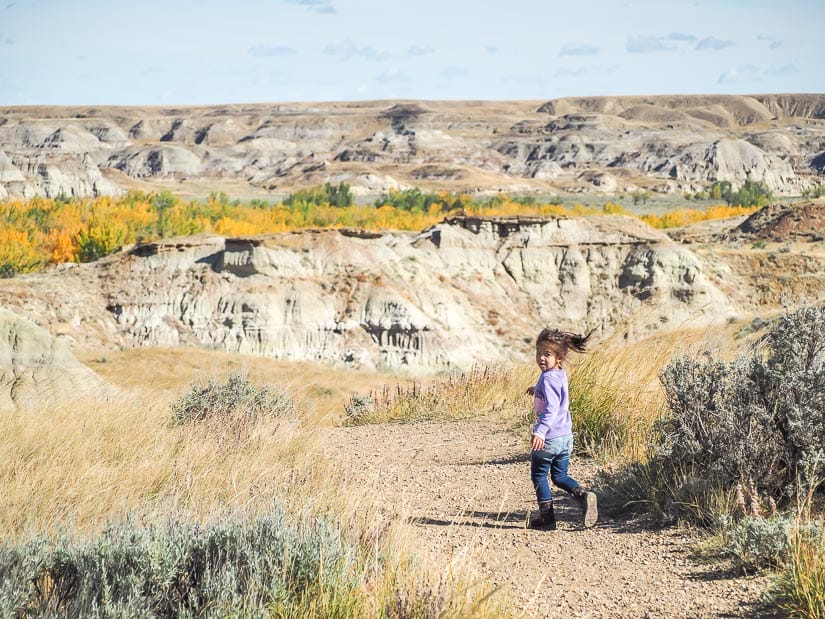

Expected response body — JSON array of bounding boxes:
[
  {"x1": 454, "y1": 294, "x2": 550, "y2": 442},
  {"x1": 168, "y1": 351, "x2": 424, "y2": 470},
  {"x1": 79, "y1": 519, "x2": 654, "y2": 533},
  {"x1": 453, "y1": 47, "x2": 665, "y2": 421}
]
[{"x1": 331, "y1": 418, "x2": 778, "y2": 618}]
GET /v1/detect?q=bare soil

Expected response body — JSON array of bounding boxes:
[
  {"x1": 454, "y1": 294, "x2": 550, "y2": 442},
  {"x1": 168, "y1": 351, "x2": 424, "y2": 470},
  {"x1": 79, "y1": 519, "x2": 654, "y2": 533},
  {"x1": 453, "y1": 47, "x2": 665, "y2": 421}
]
[
  {"x1": 330, "y1": 417, "x2": 778, "y2": 618},
  {"x1": 731, "y1": 200, "x2": 825, "y2": 242}
]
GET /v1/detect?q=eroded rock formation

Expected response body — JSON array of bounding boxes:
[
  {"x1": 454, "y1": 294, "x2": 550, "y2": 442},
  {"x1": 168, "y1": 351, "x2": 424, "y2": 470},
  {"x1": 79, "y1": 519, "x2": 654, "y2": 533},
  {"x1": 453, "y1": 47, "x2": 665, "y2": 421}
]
[
  {"x1": 0, "y1": 307, "x2": 106, "y2": 410},
  {"x1": 0, "y1": 216, "x2": 735, "y2": 371},
  {"x1": 0, "y1": 94, "x2": 822, "y2": 200}
]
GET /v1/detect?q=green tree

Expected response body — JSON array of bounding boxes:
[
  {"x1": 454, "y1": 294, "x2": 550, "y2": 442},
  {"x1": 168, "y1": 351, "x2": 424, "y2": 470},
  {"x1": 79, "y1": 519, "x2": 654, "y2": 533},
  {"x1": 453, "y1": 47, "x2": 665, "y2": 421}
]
[
  {"x1": 375, "y1": 187, "x2": 443, "y2": 212},
  {"x1": 631, "y1": 190, "x2": 651, "y2": 206},
  {"x1": 284, "y1": 182, "x2": 353, "y2": 208},
  {"x1": 710, "y1": 180, "x2": 732, "y2": 201},
  {"x1": 729, "y1": 178, "x2": 773, "y2": 207}
]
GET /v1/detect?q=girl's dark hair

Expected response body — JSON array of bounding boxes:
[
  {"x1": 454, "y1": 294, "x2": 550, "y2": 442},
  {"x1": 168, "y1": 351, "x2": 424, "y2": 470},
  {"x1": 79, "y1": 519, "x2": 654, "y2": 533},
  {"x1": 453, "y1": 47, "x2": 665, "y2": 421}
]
[{"x1": 535, "y1": 328, "x2": 593, "y2": 361}]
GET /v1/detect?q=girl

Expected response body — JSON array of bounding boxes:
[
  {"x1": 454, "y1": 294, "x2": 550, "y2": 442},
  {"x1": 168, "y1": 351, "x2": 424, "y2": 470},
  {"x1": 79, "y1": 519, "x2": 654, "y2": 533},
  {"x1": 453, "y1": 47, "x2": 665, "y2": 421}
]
[{"x1": 527, "y1": 327, "x2": 598, "y2": 530}]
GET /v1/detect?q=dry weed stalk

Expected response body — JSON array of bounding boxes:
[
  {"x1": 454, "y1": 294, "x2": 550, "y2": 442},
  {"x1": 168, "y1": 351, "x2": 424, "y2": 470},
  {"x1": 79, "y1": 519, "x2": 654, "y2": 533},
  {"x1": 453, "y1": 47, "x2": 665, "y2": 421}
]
[{"x1": 735, "y1": 478, "x2": 777, "y2": 519}]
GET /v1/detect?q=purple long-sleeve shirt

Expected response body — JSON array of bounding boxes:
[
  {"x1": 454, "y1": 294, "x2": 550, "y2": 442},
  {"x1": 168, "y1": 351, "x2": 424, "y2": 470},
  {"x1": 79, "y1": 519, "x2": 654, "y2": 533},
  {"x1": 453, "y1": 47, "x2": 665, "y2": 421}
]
[{"x1": 532, "y1": 368, "x2": 573, "y2": 440}]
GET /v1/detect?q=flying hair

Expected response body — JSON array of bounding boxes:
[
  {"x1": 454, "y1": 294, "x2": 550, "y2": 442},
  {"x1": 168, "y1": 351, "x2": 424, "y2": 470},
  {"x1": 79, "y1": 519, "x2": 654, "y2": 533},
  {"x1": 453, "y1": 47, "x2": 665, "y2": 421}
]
[{"x1": 535, "y1": 327, "x2": 593, "y2": 361}]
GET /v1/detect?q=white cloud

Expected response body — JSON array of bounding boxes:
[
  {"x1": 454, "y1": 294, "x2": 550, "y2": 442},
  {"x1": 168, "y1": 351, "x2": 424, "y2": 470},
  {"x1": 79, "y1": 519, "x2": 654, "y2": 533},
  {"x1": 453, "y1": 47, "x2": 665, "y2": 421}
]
[
  {"x1": 627, "y1": 35, "x2": 672, "y2": 53},
  {"x1": 559, "y1": 43, "x2": 599, "y2": 57},
  {"x1": 764, "y1": 64, "x2": 797, "y2": 76},
  {"x1": 248, "y1": 45, "x2": 297, "y2": 57},
  {"x1": 501, "y1": 74, "x2": 545, "y2": 87},
  {"x1": 376, "y1": 67, "x2": 409, "y2": 82},
  {"x1": 555, "y1": 64, "x2": 620, "y2": 77},
  {"x1": 323, "y1": 39, "x2": 390, "y2": 62},
  {"x1": 439, "y1": 66, "x2": 468, "y2": 79},
  {"x1": 695, "y1": 37, "x2": 735, "y2": 51},
  {"x1": 407, "y1": 45, "x2": 435, "y2": 56},
  {"x1": 718, "y1": 65, "x2": 761, "y2": 84},
  {"x1": 285, "y1": 0, "x2": 335, "y2": 14},
  {"x1": 718, "y1": 63, "x2": 798, "y2": 84},
  {"x1": 757, "y1": 33, "x2": 783, "y2": 49}
]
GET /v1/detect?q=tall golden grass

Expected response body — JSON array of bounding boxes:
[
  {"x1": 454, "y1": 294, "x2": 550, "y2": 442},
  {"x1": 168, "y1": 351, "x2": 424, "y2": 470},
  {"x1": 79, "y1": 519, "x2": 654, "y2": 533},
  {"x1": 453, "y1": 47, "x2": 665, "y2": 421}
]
[
  {"x1": 772, "y1": 487, "x2": 825, "y2": 618},
  {"x1": 342, "y1": 320, "x2": 751, "y2": 464},
  {"x1": 0, "y1": 348, "x2": 508, "y2": 616}
]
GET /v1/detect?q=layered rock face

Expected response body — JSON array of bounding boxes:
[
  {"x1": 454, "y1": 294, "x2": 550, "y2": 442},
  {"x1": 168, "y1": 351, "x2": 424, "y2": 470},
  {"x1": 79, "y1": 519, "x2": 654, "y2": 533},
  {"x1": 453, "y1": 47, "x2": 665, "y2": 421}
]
[
  {"x1": 0, "y1": 216, "x2": 734, "y2": 371},
  {"x1": 0, "y1": 307, "x2": 106, "y2": 410},
  {"x1": 0, "y1": 94, "x2": 822, "y2": 200}
]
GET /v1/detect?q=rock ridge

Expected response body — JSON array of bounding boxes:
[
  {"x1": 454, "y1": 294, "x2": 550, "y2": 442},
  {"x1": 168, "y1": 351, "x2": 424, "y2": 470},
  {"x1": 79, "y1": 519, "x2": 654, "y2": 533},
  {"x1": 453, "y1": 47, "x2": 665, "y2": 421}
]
[
  {"x1": 1, "y1": 94, "x2": 822, "y2": 200},
  {"x1": 0, "y1": 216, "x2": 735, "y2": 371}
]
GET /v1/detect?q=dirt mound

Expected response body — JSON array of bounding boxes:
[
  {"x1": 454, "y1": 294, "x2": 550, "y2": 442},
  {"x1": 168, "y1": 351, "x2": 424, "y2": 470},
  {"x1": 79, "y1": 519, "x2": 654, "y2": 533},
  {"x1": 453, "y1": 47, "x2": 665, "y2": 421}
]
[
  {"x1": 0, "y1": 307, "x2": 107, "y2": 410},
  {"x1": 734, "y1": 201, "x2": 825, "y2": 242}
]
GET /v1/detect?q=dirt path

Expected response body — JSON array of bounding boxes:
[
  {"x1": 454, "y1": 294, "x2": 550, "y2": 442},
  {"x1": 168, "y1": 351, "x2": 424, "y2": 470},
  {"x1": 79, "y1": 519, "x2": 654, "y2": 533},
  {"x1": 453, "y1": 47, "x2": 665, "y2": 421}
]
[{"x1": 330, "y1": 418, "x2": 778, "y2": 618}]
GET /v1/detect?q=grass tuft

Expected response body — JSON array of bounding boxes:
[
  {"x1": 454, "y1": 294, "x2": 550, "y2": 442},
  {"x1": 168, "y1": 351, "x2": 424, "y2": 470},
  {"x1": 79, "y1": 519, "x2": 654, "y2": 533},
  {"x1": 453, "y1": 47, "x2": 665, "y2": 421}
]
[{"x1": 344, "y1": 364, "x2": 533, "y2": 425}]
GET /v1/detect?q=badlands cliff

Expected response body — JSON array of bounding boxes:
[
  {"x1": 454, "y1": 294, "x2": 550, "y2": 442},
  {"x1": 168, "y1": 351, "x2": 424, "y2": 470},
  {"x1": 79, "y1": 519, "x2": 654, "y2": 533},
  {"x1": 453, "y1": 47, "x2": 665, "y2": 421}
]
[
  {"x1": 0, "y1": 307, "x2": 105, "y2": 410},
  {"x1": 0, "y1": 214, "x2": 735, "y2": 372},
  {"x1": 1, "y1": 94, "x2": 823, "y2": 200}
]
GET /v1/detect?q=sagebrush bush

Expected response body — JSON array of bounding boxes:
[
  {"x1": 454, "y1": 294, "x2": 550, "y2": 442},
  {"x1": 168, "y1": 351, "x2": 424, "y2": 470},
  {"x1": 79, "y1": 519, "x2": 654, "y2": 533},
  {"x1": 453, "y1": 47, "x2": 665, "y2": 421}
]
[
  {"x1": 657, "y1": 352, "x2": 781, "y2": 495},
  {"x1": 602, "y1": 305, "x2": 824, "y2": 525},
  {"x1": 719, "y1": 516, "x2": 794, "y2": 572},
  {"x1": 0, "y1": 503, "x2": 360, "y2": 618},
  {"x1": 657, "y1": 305, "x2": 824, "y2": 506},
  {"x1": 171, "y1": 373, "x2": 294, "y2": 425},
  {"x1": 758, "y1": 305, "x2": 825, "y2": 495}
]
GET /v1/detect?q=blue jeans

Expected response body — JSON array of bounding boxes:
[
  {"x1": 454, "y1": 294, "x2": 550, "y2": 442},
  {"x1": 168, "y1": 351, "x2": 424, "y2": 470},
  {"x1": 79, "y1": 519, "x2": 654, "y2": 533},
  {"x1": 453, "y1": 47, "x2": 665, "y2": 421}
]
[{"x1": 530, "y1": 434, "x2": 579, "y2": 503}]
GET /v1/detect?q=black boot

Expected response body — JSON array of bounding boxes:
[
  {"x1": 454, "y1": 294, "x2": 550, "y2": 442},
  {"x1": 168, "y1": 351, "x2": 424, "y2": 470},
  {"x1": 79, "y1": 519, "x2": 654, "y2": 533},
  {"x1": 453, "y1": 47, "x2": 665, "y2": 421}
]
[
  {"x1": 571, "y1": 486, "x2": 598, "y2": 528},
  {"x1": 528, "y1": 500, "x2": 556, "y2": 530}
]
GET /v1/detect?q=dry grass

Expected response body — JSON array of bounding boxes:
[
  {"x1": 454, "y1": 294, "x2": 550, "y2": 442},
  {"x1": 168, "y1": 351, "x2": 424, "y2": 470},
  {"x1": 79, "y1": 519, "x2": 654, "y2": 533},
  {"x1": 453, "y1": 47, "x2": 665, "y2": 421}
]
[
  {"x1": 80, "y1": 347, "x2": 419, "y2": 423},
  {"x1": 339, "y1": 320, "x2": 759, "y2": 465},
  {"x1": 778, "y1": 522, "x2": 825, "y2": 618},
  {"x1": 565, "y1": 320, "x2": 750, "y2": 462},
  {"x1": 771, "y1": 488, "x2": 825, "y2": 618},
  {"x1": 343, "y1": 364, "x2": 535, "y2": 426},
  {"x1": 3, "y1": 346, "x2": 423, "y2": 539},
  {"x1": 1, "y1": 347, "x2": 507, "y2": 616},
  {"x1": 0, "y1": 388, "x2": 315, "y2": 539}
]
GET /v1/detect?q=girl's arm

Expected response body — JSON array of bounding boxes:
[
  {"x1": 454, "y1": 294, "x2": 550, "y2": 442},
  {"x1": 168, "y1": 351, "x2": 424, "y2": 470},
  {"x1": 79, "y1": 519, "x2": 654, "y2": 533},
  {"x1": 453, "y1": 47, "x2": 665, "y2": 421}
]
[{"x1": 532, "y1": 373, "x2": 563, "y2": 443}]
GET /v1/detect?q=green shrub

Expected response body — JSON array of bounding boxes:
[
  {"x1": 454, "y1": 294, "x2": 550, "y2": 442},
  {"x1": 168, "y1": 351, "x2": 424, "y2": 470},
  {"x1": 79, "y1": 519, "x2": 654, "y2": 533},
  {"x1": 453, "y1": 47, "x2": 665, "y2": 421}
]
[
  {"x1": 719, "y1": 516, "x2": 794, "y2": 572},
  {"x1": 344, "y1": 393, "x2": 375, "y2": 420},
  {"x1": 284, "y1": 182, "x2": 353, "y2": 208},
  {"x1": 170, "y1": 373, "x2": 294, "y2": 426},
  {"x1": 660, "y1": 305, "x2": 824, "y2": 502},
  {"x1": 711, "y1": 178, "x2": 774, "y2": 207},
  {"x1": 801, "y1": 184, "x2": 825, "y2": 199},
  {"x1": 0, "y1": 504, "x2": 361, "y2": 618},
  {"x1": 375, "y1": 187, "x2": 442, "y2": 212}
]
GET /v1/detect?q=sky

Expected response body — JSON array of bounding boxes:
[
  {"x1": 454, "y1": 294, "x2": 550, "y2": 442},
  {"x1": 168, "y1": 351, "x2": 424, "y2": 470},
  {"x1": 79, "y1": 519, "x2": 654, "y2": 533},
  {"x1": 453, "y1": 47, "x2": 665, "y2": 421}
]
[{"x1": 1, "y1": 0, "x2": 823, "y2": 106}]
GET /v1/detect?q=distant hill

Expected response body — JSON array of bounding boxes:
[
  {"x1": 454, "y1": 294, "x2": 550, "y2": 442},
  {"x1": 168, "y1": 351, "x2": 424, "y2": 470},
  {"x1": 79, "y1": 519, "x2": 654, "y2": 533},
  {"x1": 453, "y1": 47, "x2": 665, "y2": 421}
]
[{"x1": 1, "y1": 94, "x2": 823, "y2": 201}]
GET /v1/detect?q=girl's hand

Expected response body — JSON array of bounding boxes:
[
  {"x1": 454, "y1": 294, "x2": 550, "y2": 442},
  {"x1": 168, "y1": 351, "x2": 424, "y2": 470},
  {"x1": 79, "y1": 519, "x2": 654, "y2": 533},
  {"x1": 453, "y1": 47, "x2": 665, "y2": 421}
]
[
  {"x1": 531, "y1": 435, "x2": 545, "y2": 451},
  {"x1": 526, "y1": 386, "x2": 535, "y2": 396}
]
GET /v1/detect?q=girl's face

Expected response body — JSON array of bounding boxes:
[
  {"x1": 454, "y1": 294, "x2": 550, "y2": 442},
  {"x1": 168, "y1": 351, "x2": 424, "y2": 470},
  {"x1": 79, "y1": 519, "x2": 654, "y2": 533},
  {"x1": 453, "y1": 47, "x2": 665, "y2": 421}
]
[{"x1": 535, "y1": 342, "x2": 562, "y2": 371}]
